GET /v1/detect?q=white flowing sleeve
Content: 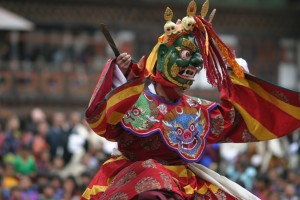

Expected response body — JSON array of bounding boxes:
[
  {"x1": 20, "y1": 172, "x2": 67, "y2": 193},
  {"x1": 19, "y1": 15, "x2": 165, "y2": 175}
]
[{"x1": 112, "y1": 64, "x2": 127, "y2": 88}]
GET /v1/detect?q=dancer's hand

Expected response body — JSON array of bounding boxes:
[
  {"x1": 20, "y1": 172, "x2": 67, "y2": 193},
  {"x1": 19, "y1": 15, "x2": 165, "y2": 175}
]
[{"x1": 116, "y1": 53, "x2": 132, "y2": 75}]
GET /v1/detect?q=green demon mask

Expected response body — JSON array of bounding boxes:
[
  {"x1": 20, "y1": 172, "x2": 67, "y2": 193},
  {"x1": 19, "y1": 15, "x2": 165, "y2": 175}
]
[{"x1": 156, "y1": 34, "x2": 203, "y2": 88}]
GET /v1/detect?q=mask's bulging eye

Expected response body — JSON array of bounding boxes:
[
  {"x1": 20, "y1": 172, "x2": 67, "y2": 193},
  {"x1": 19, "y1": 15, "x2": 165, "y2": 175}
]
[
  {"x1": 132, "y1": 108, "x2": 140, "y2": 116},
  {"x1": 189, "y1": 124, "x2": 195, "y2": 132},
  {"x1": 180, "y1": 49, "x2": 192, "y2": 60},
  {"x1": 176, "y1": 127, "x2": 183, "y2": 135}
]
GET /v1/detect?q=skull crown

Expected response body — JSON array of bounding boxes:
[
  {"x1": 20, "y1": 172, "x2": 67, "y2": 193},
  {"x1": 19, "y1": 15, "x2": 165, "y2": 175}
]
[{"x1": 163, "y1": 0, "x2": 197, "y2": 36}]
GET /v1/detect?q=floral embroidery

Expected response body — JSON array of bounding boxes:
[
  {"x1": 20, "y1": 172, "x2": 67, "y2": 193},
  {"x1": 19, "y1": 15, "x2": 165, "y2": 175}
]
[
  {"x1": 211, "y1": 115, "x2": 224, "y2": 136},
  {"x1": 271, "y1": 90, "x2": 289, "y2": 103},
  {"x1": 229, "y1": 107, "x2": 235, "y2": 124},
  {"x1": 116, "y1": 171, "x2": 137, "y2": 187},
  {"x1": 205, "y1": 190, "x2": 213, "y2": 199},
  {"x1": 194, "y1": 193, "x2": 205, "y2": 200},
  {"x1": 194, "y1": 190, "x2": 213, "y2": 199},
  {"x1": 99, "y1": 193, "x2": 106, "y2": 199},
  {"x1": 159, "y1": 172, "x2": 173, "y2": 190},
  {"x1": 135, "y1": 177, "x2": 161, "y2": 193},
  {"x1": 242, "y1": 129, "x2": 258, "y2": 142},
  {"x1": 215, "y1": 189, "x2": 228, "y2": 200},
  {"x1": 142, "y1": 159, "x2": 157, "y2": 168},
  {"x1": 108, "y1": 192, "x2": 128, "y2": 200}
]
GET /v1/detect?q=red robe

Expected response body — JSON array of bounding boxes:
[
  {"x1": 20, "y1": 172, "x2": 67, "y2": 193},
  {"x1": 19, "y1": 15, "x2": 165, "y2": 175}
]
[{"x1": 81, "y1": 58, "x2": 300, "y2": 200}]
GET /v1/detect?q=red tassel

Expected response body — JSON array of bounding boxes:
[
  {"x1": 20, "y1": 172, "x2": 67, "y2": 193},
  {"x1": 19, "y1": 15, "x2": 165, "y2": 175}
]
[{"x1": 193, "y1": 15, "x2": 233, "y2": 94}]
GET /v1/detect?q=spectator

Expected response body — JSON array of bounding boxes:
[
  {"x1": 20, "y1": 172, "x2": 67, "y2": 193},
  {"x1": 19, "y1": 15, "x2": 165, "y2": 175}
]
[
  {"x1": 46, "y1": 112, "x2": 71, "y2": 163},
  {"x1": 25, "y1": 107, "x2": 47, "y2": 135},
  {"x1": 0, "y1": 162, "x2": 3, "y2": 197},
  {"x1": 281, "y1": 183, "x2": 299, "y2": 200},
  {"x1": 251, "y1": 174, "x2": 270, "y2": 200},
  {"x1": 84, "y1": 121, "x2": 114, "y2": 163},
  {"x1": 49, "y1": 156, "x2": 65, "y2": 178},
  {"x1": 38, "y1": 183, "x2": 56, "y2": 200},
  {"x1": 36, "y1": 149, "x2": 52, "y2": 172},
  {"x1": 66, "y1": 111, "x2": 89, "y2": 167},
  {"x1": 1, "y1": 116, "x2": 22, "y2": 157},
  {"x1": 32, "y1": 121, "x2": 49, "y2": 160},
  {"x1": 13, "y1": 144, "x2": 37, "y2": 177},
  {"x1": 199, "y1": 143, "x2": 220, "y2": 170},
  {"x1": 8, "y1": 186, "x2": 22, "y2": 200},
  {"x1": 286, "y1": 169, "x2": 300, "y2": 197},
  {"x1": 226, "y1": 160, "x2": 257, "y2": 190},
  {"x1": 286, "y1": 131, "x2": 300, "y2": 169},
  {"x1": 78, "y1": 171, "x2": 91, "y2": 196},
  {"x1": 19, "y1": 175, "x2": 39, "y2": 200},
  {"x1": 49, "y1": 175, "x2": 64, "y2": 200},
  {"x1": 59, "y1": 153, "x2": 88, "y2": 179},
  {"x1": 267, "y1": 191, "x2": 281, "y2": 200},
  {"x1": 62, "y1": 175, "x2": 80, "y2": 200},
  {"x1": 269, "y1": 165, "x2": 291, "y2": 195},
  {"x1": 0, "y1": 123, "x2": 5, "y2": 154},
  {"x1": 35, "y1": 172, "x2": 50, "y2": 192},
  {"x1": 54, "y1": 111, "x2": 91, "y2": 179},
  {"x1": 2, "y1": 162, "x2": 19, "y2": 199},
  {"x1": 80, "y1": 152, "x2": 99, "y2": 173}
]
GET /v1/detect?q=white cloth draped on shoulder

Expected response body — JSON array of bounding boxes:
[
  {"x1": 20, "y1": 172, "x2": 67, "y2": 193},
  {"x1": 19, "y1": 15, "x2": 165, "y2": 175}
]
[{"x1": 187, "y1": 163, "x2": 260, "y2": 200}]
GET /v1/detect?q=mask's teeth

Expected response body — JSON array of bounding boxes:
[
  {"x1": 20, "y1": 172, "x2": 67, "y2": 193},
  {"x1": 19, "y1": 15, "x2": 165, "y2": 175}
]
[{"x1": 182, "y1": 67, "x2": 196, "y2": 78}]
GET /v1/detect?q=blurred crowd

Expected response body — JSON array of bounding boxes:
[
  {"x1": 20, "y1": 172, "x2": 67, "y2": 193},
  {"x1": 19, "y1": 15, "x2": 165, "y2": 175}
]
[
  {"x1": 0, "y1": 108, "x2": 117, "y2": 200},
  {"x1": 0, "y1": 107, "x2": 299, "y2": 200}
]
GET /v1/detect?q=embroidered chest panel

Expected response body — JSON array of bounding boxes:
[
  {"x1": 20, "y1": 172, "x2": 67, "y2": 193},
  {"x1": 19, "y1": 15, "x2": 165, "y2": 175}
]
[{"x1": 121, "y1": 91, "x2": 216, "y2": 162}]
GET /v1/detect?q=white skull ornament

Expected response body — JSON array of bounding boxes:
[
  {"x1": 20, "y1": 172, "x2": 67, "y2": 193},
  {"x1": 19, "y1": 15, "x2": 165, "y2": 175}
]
[
  {"x1": 164, "y1": 21, "x2": 177, "y2": 36},
  {"x1": 181, "y1": 16, "x2": 196, "y2": 31}
]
